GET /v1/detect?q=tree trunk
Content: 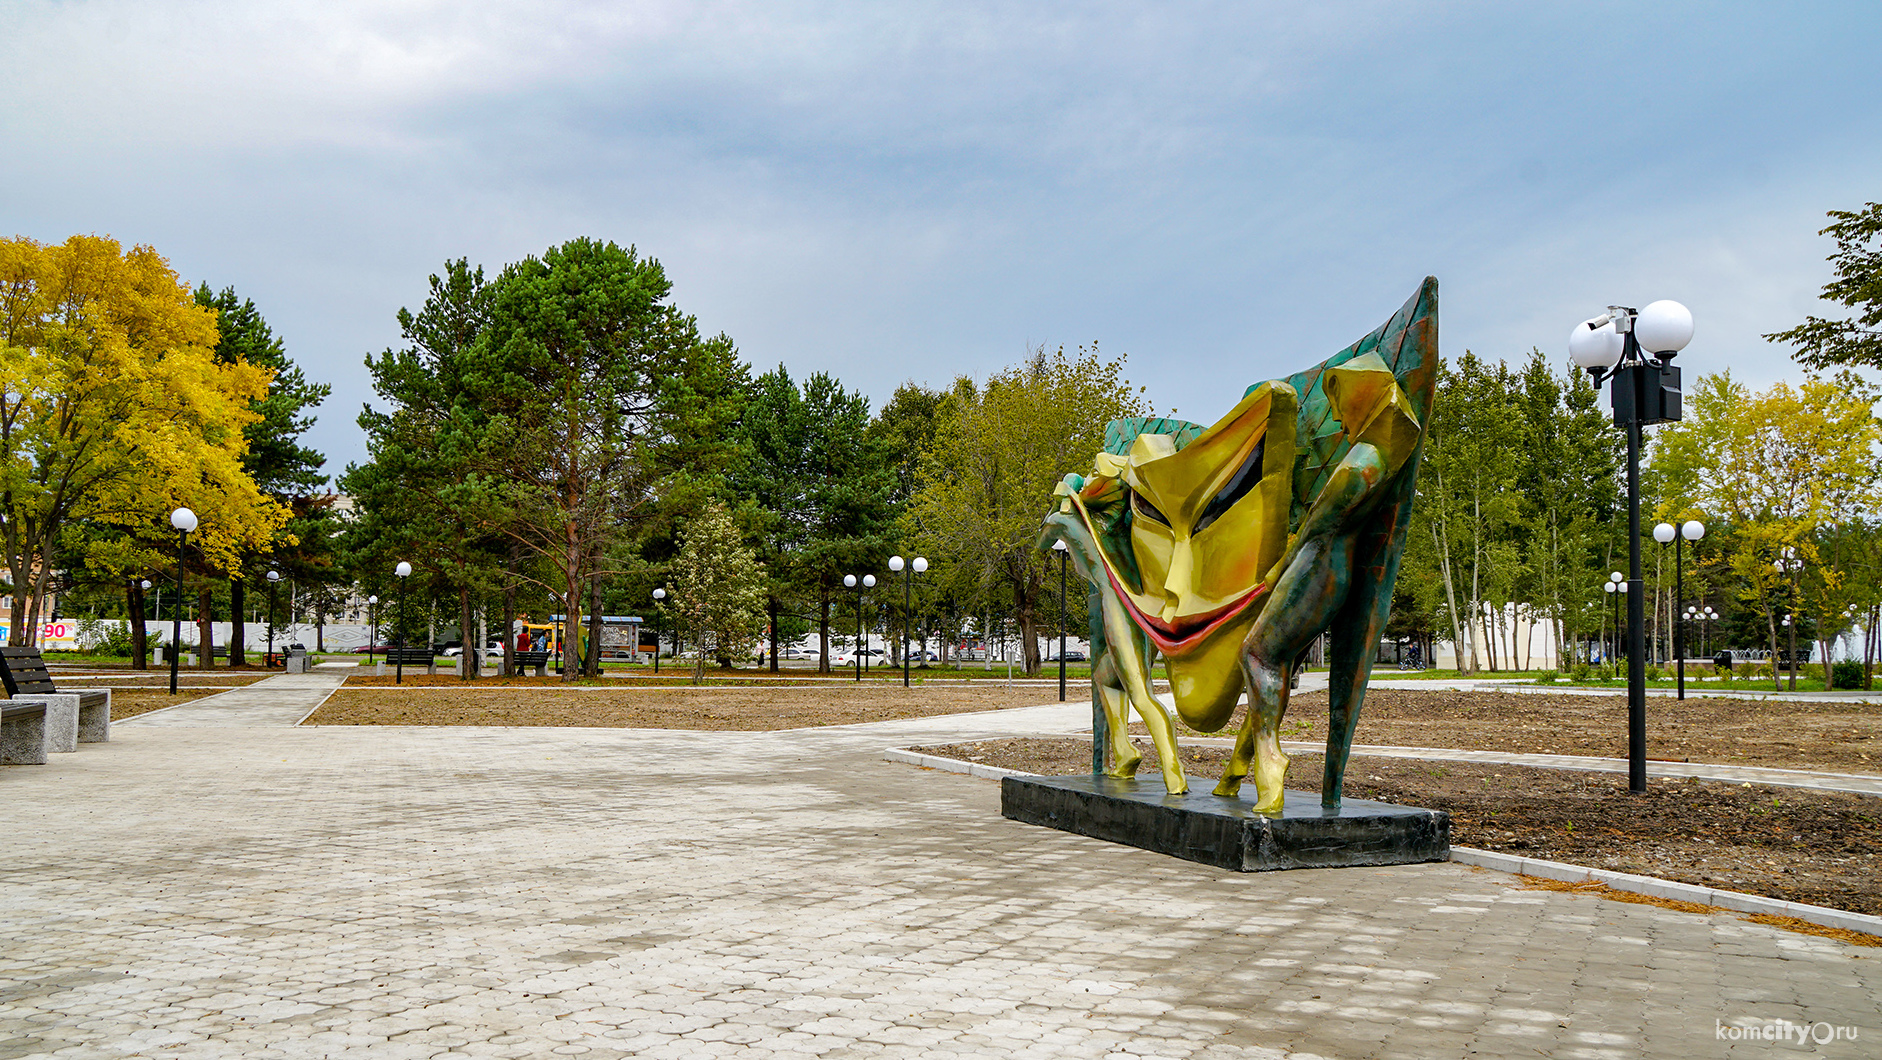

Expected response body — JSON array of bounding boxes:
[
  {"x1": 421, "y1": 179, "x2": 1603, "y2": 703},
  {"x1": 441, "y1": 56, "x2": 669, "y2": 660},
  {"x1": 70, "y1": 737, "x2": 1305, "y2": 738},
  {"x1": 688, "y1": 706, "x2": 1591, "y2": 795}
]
[
  {"x1": 316, "y1": 594, "x2": 326, "y2": 652},
  {"x1": 585, "y1": 572, "x2": 602, "y2": 678},
  {"x1": 818, "y1": 583, "x2": 831, "y2": 674},
  {"x1": 128, "y1": 579, "x2": 149, "y2": 669},
  {"x1": 502, "y1": 544, "x2": 518, "y2": 677},
  {"x1": 459, "y1": 585, "x2": 478, "y2": 682},
  {"x1": 1765, "y1": 609, "x2": 1782, "y2": 692},
  {"x1": 197, "y1": 589, "x2": 214, "y2": 669},
  {"x1": 768, "y1": 596, "x2": 780, "y2": 673},
  {"x1": 229, "y1": 574, "x2": 248, "y2": 667},
  {"x1": 1432, "y1": 521, "x2": 1464, "y2": 673},
  {"x1": 1016, "y1": 561, "x2": 1046, "y2": 677}
]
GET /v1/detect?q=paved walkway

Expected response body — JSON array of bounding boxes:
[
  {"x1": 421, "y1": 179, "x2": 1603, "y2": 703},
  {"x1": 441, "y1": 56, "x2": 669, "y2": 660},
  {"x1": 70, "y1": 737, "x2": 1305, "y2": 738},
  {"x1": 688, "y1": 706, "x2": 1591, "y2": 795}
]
[
  {"x1": 1, "y1": 678, "x2": 1875, "y2": 1058},
  {"x1": 125, "y1": 671, "x2": 348, "y2": 727}
]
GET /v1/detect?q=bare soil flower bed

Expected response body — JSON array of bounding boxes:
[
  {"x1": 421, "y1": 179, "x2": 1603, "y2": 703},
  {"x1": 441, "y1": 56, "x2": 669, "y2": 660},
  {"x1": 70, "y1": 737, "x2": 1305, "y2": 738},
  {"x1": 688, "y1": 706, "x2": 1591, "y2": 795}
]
[
  {"x1": 1136, "y1": 688, "x2": 1880, "y2": 773},
  {"x1": 910, "y1": 737, "x2": 1882, "y2": 917},
  {"x1": 307, "y1": 682, "x2": 1057, "y2": 730}
]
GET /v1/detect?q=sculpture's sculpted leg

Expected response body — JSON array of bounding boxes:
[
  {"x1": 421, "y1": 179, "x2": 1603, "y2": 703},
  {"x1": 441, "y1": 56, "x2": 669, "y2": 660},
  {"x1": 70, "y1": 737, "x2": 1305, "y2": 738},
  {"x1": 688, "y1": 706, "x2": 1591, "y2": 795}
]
[
  {"x1": 1218, "y1": 536, "x2": 1353, "y2": 811},
  {"x1": 1090, "y1": 654, "x2": 1142, "y2": 776}
]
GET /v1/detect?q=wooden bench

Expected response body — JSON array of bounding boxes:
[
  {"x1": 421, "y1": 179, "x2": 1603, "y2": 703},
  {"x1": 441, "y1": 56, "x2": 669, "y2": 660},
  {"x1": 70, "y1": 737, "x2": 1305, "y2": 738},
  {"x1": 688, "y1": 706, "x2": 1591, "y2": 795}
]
[
  {"x1": 383, "y1": 647, "x2": 436, "y2": 676},
  {"x1": 0, "y1": 646, "x2": 109, "y2": 751},
  {"x1": 512, "y1": 650, "x2": 552, "y2": 677},
  {"x1": 1, "y1": 700, "x2": 48, "y2": 764}
]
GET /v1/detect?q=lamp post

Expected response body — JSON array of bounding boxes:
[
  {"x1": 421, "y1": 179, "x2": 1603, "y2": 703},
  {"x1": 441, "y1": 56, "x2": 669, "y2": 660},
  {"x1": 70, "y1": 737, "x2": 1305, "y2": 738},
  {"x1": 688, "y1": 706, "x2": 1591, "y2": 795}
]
[
  {"x1": 266, "y1": 570, "x2": 281, "y2": 667},
  {"x1": 394, "y1": 561, "x2": 412, "y2": 684},
  {"x1": 652, "y1": 588, "x2": 666, "y2": 673},
  {"x1": 367, "y1": 595, "x2": 379, "y2": 666},
  {"x1": 1570, "y1": 299, "x2": 1693, "y2": 792},
  {"x1": 888, "y1": 556, "x2": 928, "y2": 688},
  {"x1": 1774, "y1": 547, "x2": 1802, "y2": 691},
  {"x1": 843, "y1": 574, "x2": 875, "y2": 681},
  {"x1": 1656, "y1": 520, "x2": 1706, "y2": 699},
  {"x1": 1052, "y1": 539, "x2": 1069, "y2": 702},
  {"x1": 167, "y1": 508, "x2": 197, "y2": 695},
  {"x1": 1603, "y1": 571, "x2": 1624, "y2": 664}
]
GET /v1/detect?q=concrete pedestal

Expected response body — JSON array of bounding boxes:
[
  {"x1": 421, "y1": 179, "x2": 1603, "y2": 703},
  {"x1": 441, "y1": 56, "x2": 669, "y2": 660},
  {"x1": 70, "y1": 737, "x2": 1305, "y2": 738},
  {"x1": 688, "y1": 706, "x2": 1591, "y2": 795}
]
[{"x1": 1002, "y1": 773, "x2": 1449, "y2": 872}]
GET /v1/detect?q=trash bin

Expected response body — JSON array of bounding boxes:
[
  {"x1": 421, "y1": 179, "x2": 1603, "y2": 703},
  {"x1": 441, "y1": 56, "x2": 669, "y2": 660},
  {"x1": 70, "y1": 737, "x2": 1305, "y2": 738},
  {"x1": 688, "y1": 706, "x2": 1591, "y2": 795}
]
[{"x1": 1713, "y1": 650, "x2": 1733, "y2": 671}]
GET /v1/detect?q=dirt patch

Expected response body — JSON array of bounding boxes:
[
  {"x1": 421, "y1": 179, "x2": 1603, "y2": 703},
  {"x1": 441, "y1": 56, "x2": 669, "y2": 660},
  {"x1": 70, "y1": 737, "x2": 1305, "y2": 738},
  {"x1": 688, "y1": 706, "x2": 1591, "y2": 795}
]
[
  {"x1": 910, "y1": 738, "x2": 1882, "y2": 918},
  {"x1": 1127, "y1": 688, "x2": 1880, "y2": 773},
  {"x1": 305, "y1": 683, "x2": 1057, "y2": 730},
  {"x1": 107, "y1": 688, "x2": 234, "y2": 719},
  {"x1": 52, "y1": 672, "x2": 269, "y2": 687}
]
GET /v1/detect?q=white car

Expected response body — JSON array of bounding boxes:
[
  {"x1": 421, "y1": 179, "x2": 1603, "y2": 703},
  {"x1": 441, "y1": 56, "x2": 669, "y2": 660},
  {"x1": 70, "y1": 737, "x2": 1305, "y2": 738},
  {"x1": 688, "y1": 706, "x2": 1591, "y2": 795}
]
[{"x1": 443, "y1": 640, "x2": 505, "y2": 657}]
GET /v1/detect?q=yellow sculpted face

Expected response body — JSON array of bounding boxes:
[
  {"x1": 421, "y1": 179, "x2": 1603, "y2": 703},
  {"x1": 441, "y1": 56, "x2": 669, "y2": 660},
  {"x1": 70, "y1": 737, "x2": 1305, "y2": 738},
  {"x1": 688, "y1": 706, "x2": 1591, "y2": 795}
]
[{"x1": 1119, "y1": 382, "x2": 1297, "y2": 648}]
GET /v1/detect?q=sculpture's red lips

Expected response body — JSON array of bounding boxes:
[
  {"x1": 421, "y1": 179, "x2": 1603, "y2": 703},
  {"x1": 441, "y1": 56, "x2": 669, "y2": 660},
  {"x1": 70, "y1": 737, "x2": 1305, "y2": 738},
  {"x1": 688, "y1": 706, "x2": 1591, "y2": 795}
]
[{"x1": 1102, "y1": 567, "x2": 1268, "y2": 657}]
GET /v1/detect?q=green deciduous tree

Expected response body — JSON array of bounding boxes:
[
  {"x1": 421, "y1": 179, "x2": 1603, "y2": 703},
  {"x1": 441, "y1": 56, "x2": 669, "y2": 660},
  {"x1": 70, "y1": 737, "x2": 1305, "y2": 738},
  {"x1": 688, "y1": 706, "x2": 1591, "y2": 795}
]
[
  {"x1": 911, "y1": 344, "x2": 1145, "y2": 674},
  {"x1": 672, "y1": 501, "x2": 765, "y2": 683}
]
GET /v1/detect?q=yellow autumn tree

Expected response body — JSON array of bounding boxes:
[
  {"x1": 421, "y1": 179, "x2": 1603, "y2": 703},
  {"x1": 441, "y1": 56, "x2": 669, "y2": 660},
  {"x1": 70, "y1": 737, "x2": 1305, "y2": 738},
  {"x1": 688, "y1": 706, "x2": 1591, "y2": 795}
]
[
  {"x1": 1652, "y1": 371, "x2": 1880, "y2": 689},
  {"x1": 0, "y1": 235, "x2": 288, "y2": 645}
]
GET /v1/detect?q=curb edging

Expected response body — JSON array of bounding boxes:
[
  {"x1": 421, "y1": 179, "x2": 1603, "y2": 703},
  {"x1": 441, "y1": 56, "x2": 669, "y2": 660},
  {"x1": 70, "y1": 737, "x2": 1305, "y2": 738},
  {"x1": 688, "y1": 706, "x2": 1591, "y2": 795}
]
[
  {"x1": 1447, "y1": 846, "x2": 1882, "y2": 936},
  {"x1": 887, "y1": 746, "x2": 1882, "y2": 939}
]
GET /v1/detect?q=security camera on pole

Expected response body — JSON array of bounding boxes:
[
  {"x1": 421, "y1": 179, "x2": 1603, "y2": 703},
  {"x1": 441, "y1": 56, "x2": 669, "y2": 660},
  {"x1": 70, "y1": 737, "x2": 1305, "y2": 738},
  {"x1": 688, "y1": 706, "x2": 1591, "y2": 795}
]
[{"x1": 1569, "y1": 299, "x2": 1693, "y2": 793}]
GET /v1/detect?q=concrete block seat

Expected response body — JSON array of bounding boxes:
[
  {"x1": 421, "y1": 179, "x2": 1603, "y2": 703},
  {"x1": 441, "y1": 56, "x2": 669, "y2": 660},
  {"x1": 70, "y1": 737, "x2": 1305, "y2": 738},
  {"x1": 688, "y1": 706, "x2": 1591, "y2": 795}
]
[
  {"x1": 0, "y1": 647, "x2": 109, "y2": 750},
  {"x1": 1, "y1": 700, "x2": 48, "y2": 764}
]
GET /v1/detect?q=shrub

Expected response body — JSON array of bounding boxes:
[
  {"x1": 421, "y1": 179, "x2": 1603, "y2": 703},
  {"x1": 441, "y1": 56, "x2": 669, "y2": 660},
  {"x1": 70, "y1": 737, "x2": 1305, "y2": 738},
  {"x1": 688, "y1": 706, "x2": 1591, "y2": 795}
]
[
  {"x1": 1534, "y1": 669, "x2": 1560, "y2": 684},
  {"x1": 1570, "y1": 663, "x2": 1591, "y2": 682},
  {"x1": 1833, "y1": 659, "x2": 1865, "y2": 690},
  {"x1": 77, "y1": 618, "x2": 134, "y2": 657}
]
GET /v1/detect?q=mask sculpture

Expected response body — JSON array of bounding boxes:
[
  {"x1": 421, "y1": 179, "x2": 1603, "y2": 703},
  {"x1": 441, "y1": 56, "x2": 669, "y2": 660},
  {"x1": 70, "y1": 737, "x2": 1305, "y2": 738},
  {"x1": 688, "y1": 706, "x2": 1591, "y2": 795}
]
[{"x1": 1040, "y1": 278, "x2": 1437, "y2": 814}]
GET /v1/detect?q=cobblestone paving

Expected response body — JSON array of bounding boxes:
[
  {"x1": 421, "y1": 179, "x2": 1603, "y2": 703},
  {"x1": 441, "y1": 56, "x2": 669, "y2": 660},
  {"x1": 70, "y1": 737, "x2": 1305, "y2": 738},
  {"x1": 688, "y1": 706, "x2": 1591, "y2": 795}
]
[{"x1": 3, "y1": 693, "x2": 1878, "y2": 1058}]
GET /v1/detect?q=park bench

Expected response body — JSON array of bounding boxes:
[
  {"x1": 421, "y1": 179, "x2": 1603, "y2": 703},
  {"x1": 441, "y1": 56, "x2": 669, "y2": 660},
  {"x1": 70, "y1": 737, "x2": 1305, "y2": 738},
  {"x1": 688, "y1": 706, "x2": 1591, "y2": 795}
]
[
  {"x1": 511, "y1": 650, "x2": 552, "y2": 677},
  {"x1": 382, "y1": 647, "x2": 437, "y2": 676},
  {"x1": 0, "y1": 646, "x2": 110, "y2": 753}
]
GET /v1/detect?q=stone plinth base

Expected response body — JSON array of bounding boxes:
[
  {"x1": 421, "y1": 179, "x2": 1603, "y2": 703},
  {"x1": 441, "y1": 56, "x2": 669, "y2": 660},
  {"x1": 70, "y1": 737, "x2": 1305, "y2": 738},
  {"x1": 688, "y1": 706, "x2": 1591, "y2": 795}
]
[{"x1": 1001, "y1": 773, "x2": 1449, "y2": 872}]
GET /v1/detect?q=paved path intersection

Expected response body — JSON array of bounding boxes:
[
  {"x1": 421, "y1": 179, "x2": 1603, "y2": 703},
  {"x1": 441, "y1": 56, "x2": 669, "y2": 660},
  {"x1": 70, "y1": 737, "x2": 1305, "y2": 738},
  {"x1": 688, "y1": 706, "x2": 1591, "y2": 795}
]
[{"x1": 1, "y1": 677, "x2": 1877, "y2": 1058}]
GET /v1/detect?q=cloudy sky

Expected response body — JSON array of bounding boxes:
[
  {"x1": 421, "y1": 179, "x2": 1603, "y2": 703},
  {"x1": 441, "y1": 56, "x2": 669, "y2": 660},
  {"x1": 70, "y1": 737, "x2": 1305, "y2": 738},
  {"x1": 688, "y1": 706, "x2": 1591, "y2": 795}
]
[{"x1": 6, "y1": 1, "x2": 1878, "y2": 473}]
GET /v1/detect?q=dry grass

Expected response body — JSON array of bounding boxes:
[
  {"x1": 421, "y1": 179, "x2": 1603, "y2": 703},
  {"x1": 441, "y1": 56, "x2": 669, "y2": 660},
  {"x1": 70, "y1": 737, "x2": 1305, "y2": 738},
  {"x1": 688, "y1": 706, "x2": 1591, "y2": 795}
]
[{"x1": 1510, "y1": 874, "x2": 1882, "y2": 947}]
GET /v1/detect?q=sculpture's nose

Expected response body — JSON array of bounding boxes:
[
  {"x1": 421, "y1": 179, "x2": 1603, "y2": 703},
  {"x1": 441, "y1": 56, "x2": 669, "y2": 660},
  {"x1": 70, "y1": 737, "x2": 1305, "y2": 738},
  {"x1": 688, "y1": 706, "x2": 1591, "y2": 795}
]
[{"x1": 1159, "y1": 537, "x2": 1198, "y2": 624}]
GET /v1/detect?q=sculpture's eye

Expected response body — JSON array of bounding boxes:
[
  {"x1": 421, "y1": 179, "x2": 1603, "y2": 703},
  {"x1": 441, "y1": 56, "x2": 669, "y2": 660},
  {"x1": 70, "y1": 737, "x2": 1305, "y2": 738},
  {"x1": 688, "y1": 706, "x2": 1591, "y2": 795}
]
[
  {"x1": 1131, "y1": 489, "x2": 1171, "y2": 527},
  {"x1": 1193, "y1": 438, "x2": 1265, "y2": 534}
]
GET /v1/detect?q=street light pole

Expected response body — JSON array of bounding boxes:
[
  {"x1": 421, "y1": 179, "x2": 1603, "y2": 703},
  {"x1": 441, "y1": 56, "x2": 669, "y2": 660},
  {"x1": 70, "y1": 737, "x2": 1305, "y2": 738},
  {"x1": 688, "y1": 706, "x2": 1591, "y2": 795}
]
[
  {"x1": 652, "y1": 588, "x2": 666, "y2": 673},
  {"x1": 168, "y1": 508, "x2": 197, "y2": 695},
  {"x1": 1053, "y1": 539, "x2": 1069, "y2": 702},
  {"x1": 367, "y1": 595, "x2": 378, "y2": 666},
  {"x1": 888, "y1": 556, "x2": 929, "y2": 688},
  {"x1": 266, "y1": 569, "x2": 281, "y2": 667},
  {"x1": 1569, "y1": 300, "x2": 1693, "y2": 793},
  {"x1": 394, "y1": 561, "x2": 412, "y2": 684}
]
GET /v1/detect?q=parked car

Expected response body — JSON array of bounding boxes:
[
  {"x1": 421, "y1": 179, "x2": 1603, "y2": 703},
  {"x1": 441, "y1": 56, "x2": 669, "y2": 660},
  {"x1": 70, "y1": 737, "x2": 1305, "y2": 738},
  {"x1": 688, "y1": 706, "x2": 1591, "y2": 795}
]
[
  {"x1": 1046, "y1": 650, "x2": 1088, "y2": 663},
  {"x1": 443, "y1": 640, "x2": 505, "y2": 657},
  {"x1": 349, "y1": 643, "x2": 394, "y2": 654}
]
